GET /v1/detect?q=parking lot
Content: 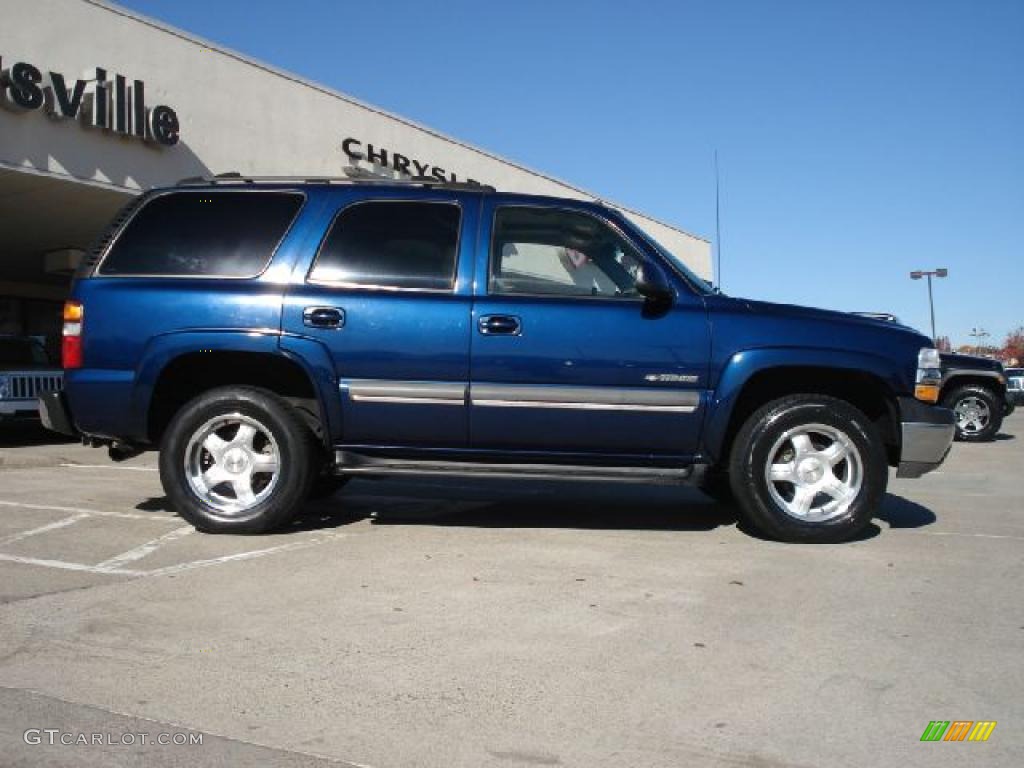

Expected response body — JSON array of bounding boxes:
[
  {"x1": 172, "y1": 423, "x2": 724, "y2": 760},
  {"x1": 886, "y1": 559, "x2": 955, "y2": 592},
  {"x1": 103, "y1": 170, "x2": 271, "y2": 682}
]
[{"x1": 0, "y1": 416, "x2": 1021, "y2": 767}]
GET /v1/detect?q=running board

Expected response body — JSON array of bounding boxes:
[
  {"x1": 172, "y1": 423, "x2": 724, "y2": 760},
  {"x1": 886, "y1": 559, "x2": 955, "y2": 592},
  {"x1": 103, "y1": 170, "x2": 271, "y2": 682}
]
[{"x1": 333, "y1": 451, "x2": 695, "y2": 485}]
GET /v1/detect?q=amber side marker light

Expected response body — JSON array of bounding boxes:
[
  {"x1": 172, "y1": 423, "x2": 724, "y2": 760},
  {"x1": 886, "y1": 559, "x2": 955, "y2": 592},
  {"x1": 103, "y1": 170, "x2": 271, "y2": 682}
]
[{"x1": 62, "y1": 301, "x2": 84, "y2": 369}]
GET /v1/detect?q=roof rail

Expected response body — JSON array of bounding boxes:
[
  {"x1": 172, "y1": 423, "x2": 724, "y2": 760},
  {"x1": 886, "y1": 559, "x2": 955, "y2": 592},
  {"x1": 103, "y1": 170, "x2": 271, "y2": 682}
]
[{"x1": 176, "y1": 168, "x2": 495, "y2": 192}]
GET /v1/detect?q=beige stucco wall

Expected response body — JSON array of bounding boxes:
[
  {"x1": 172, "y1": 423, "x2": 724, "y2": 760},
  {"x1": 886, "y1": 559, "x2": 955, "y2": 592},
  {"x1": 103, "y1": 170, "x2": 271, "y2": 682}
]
[{"x1": 0, "y1": 0, "x2": 711, "y2": 277}]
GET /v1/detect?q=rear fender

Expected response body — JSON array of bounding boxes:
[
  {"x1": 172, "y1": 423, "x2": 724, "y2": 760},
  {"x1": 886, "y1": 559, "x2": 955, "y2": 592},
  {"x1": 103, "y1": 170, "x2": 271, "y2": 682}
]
[{"x1": 132, "y1": 330, "x2": 339, "y2": 445}]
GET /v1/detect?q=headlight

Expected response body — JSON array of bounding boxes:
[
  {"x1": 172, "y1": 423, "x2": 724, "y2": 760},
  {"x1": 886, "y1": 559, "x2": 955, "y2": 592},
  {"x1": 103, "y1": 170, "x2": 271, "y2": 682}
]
[
  {"x1": 0, "y1": 375, "x2": 10, "y2": 400},
  {"x1": 918, "y1": 348, "x2": 941, "y2": 369},
  {"x1": 915, "y1": 348, "x2": 942, "y2": 403}
]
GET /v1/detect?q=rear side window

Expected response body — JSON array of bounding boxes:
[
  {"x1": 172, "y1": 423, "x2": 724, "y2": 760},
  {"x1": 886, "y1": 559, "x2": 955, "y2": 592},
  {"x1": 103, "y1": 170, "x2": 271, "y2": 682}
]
[
  {"x1": 100, "y1": 191, "x2": 303, "y2": 277},
  {"x1": 310, "y1": 201, "x2": 460, "y2": 290}
]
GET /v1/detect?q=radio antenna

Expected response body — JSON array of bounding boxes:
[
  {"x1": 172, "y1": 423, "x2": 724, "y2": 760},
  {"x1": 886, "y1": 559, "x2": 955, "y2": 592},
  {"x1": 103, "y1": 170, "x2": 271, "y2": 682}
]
[{"x1": 714, "y1": 149, "x2": 723, "y2": 292}]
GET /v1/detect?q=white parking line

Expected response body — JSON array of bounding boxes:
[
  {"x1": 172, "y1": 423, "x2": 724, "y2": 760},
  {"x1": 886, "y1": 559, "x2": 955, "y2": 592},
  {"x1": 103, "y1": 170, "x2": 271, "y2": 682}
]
[
  {"x1": 900, "y1": 530, "x2": 1024, "y2": 541},
  {"x1": 59, "y1": 463, "x2": 158, "y2": 472},
  {"x1": 0, "y1": 500, "x2": 170, "y2": 521},
  {"x1": 0, "y1": 553, "x2": 141, "y2": 576},
  {"x1": 143, "y1": 537, "x2": 343, "y2": 576},
  {"x1": 0, "y1": 494, "x2": 349, "y2": 577},
  {"x1": 95, "y1": 526, "x2": 194, "y2": 571},
  {"x1": 0, "y1": 534, "x2": 345, "y2": 578},
  {"x1": 0, "y1": 513, "x2": 91, "y2": 547}
]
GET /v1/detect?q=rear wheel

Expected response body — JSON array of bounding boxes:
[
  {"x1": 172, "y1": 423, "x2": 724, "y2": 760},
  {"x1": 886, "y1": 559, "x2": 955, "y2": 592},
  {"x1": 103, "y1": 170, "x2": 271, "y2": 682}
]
[
  {"x1": 943, "y1": 384, "x2": 1003, "y2": 442},
  {"x1": 160, "y1": 386, "x2": 317, "y2": 533},
  {"x1": 728, "y1": 395, "x2": 887, "y2": 543}
]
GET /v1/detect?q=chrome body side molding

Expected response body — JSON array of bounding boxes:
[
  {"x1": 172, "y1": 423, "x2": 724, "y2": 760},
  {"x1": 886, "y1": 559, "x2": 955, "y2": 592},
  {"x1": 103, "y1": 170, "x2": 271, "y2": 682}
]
[
  {"x1": 471, "y1": 383, "x2": 699, "y2": 413},
  {"x1": 344, "y1": 379, "x2": 467, "y2": 406},
  {"x1": 341, "y1": 379, "x2": 700, "y2": 412}
]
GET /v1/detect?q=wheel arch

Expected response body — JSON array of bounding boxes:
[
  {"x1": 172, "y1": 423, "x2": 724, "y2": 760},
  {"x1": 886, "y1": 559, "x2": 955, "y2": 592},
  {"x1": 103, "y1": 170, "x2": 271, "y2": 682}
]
[
  {"x1": 134, "y1": 331, "x2": 336, "y2": 448},
  {"x1": 705, "y1": 348, "x2": 902, "y2": 467},
  {"x1": 940, "y1": 373, "x2": 1006, "y2": 402}
]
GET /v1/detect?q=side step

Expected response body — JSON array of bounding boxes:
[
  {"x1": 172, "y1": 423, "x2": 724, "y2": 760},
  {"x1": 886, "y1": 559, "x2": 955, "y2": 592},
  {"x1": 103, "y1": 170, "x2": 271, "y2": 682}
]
[{"x1": 334, "y1": 451, "x2": 695, "y2": 485}]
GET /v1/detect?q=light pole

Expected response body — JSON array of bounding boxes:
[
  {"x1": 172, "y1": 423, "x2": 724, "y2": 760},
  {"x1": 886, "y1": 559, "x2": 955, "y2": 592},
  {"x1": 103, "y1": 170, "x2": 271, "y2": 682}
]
[
  {"x1": 968, "y1": 327, "x2": 990, "y2": 356},
  {"x1": 910, "y1": 268, "x2": 948, "y2": 343}
]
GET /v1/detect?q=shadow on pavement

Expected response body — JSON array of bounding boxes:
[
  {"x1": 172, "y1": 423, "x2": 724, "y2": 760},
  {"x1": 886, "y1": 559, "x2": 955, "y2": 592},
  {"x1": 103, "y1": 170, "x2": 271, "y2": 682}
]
[
  {"x1": 992, "y1": 433, "x2": 1016, "y2": 441},
  {"x1": 0, "y1": 422, "x2": 77, "y2": 448},
  {"x1": 137, "y1": 483, "x2": 932, "y2": 538},
  {"x1": 357, "y1": 478, "x2": 735, "y2": 533},
  {"x1": 875, "y1": 493, "x2": 937, "y2": 529}
]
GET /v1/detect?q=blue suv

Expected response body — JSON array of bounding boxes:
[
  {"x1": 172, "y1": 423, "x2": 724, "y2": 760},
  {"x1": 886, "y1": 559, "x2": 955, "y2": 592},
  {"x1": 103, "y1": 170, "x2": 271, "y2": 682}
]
[{"x1": 40, "y1": 175, "x2": 955, "y2": 542}]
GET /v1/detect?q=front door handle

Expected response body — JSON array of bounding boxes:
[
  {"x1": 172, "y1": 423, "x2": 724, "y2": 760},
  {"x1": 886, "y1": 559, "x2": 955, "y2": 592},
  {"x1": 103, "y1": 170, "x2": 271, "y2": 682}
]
[
  {"x1": 478, "y1": 314, "x2": 522, "y2": 336},
  {"x1": 303, "y1": 306, "x2": 345, "y2": 329}
]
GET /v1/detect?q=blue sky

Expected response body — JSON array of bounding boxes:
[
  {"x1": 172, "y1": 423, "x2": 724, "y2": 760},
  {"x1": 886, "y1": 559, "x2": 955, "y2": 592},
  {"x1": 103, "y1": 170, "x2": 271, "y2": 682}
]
[{"x1": 118, "y1": 0, "x2": 1022, "y2": 347}]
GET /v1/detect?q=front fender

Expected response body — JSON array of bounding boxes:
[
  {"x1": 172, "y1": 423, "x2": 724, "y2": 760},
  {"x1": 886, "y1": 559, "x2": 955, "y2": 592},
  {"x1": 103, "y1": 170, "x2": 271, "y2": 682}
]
[{"x1": 702, "y1": 346, "x2": 906, "y2": 462}]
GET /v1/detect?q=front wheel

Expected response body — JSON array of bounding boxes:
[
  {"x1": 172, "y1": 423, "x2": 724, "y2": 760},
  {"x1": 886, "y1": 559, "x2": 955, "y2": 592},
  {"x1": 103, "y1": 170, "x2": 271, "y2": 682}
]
[
  {"x1": 159, "y1": 387, "x2": 317, "y2": 533},
  {"x1": 728, "y1": 395, "x2": 888, "y2": 543},
  {"x1": 943, "y1": 385, "x2": 1003, "y2": 442}
]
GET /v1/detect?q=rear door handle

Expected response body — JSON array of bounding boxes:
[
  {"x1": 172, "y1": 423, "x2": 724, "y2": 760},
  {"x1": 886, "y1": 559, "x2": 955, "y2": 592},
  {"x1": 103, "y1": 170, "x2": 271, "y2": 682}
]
[
  {"x1": 478, "y1": 315, "x2": 522, "y2": 336},
  {"x1": 303, "y1": 306, "x2": 345, "y2": 329}
]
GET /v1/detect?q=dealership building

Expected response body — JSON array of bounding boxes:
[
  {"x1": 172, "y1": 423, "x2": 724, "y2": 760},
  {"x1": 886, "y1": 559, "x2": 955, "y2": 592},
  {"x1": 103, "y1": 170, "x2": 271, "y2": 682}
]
[{"x1": 1, "y1": 0, "x2": 710, "y2": 355}]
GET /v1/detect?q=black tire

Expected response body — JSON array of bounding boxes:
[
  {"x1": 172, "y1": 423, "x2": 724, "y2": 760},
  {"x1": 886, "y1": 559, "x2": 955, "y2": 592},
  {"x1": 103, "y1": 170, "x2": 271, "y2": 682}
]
[
  {"x1": 698, "y1": 468, "x2": 734, "y2": 505},
  {"x1": 728, "y1": 395, "x2": 888, "y2": 543},
  {"x1": 942, "y1": 384, "x2": 1003, "y2": 442},
  {"x1": 159, "y1": 386, "x2": 318, "y2": 533}
]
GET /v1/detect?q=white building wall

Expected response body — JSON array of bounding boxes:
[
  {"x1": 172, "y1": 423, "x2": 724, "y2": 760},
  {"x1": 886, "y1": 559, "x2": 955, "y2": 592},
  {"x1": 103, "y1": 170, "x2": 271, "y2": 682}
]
[{"x1": 0, "y1": 0, "x2": 711, "y2": 277}]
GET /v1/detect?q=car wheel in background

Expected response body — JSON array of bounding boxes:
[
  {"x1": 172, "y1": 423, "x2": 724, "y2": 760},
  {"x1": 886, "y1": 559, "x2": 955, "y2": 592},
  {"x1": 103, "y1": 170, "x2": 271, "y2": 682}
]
[
  {"x1": 728, "y1": 395, "x2": 888, "y2": 544},
  {"x1": 159, "y1": 386, "x2": 317, "y2": 533},
  {"x1": 943, "y1": 385, "x2": 1003, "y2": 442}
]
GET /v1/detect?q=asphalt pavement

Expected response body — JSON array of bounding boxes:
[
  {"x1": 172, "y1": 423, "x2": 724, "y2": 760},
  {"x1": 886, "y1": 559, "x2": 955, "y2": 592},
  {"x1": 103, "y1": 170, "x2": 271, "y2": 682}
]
[{"x1": 0, "y1": 416, "x2": 1021, "y2": 767}]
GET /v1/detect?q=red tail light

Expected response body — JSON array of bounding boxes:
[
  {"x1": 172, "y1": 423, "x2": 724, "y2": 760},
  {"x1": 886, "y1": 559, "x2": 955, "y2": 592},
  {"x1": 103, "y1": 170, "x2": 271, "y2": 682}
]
[{"x1": 62, "y1": 301, "x2": 84, "y2": 369}]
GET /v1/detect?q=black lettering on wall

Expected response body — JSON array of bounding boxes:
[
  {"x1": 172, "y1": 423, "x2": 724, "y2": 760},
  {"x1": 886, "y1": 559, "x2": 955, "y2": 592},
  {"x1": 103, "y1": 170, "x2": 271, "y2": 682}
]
[
  {"x1": 366, "y1": 144, "x2": 388, "y2": 166},
  {"x1": 46, "y1": 73, "x2": 86, "y2": 119},
  {"x1": 149, "y1": 105, "x2": 179, "y2": 146},
  {"x1": 114, "y1": 74, "x2": 128, "y2": 134},
  {"x1": 1, "y1": 56, "x2": 179, "y2": 148},
  {"x1": 412, "y1": 159, "x2": 430, "y2": 176},
  {"x1": 392, "y1": 153, "x2": 411, "y2": 175},
  {"x1": 341, "y1": 137, "x2": 363, "y2": 160},
  {"x1": 132, "y1": 80, "x2": 146, "y2": 138},
  {"x1": 8, "y1": 61, "x2": 44, "y2": 111},
  {"x1": 431, "y1": 166, "x2": 447, "y2": 182},
  {"x1": 89, "y1": 67, "x2": 109, "y2": 129}
]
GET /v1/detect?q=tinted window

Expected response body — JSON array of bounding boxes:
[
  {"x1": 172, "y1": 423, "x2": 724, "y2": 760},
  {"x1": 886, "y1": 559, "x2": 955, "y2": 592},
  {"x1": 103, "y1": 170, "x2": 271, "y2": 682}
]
[
  {"x1": 311, "y1": 202, "x2": 460, "y2": 290},
  {"x1": 490, "y1": 207, "x2": 645, "y2": 298},
  {"x1": 101, "y1": 192, "x2": 303, "y2": 277}
]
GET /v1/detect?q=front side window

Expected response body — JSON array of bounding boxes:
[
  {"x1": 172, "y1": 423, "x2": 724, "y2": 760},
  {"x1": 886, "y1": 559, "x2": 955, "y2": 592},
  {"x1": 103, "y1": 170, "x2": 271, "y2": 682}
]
[
  {"x1": 101, "y1": 191, "x2": 303, "y2": 277},
  {"x1": 310, "y1": 201, "x2": 461, "y2": 290},
  {"x1": 490, "y1": 207, "x2": 646, "y2": 298}
]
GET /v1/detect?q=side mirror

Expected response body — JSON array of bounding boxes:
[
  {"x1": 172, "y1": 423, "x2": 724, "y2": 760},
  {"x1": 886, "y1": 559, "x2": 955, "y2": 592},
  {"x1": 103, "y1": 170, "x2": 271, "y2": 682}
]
[{"x1": 635, "y1": 268, "x2": 673, "y2": 306}]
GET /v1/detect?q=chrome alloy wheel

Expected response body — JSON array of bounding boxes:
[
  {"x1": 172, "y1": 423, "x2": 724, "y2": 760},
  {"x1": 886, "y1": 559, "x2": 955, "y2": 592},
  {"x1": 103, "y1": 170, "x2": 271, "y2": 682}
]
[
  {"x1": 184, "y1": 413, "x2": 281, "y2": 516},
  {"x1": 954, "y1": 396, "x2": 991, "y2": 435},
  {"x1": 763, "y1": 423, "x2": 863, "y2": 522}
]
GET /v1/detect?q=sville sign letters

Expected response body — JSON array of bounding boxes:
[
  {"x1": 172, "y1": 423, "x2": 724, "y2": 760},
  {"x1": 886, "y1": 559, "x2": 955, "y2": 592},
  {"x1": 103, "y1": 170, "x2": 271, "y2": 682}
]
[{"x1": 0, "y1": 55, "x2": 179, "y2": 147}]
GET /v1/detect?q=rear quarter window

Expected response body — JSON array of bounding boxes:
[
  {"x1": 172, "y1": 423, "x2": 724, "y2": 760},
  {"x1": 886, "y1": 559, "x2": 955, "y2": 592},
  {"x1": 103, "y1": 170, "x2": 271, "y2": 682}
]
[{"x1": 99, "y1": 191, "x2": 303, "y2": 277}]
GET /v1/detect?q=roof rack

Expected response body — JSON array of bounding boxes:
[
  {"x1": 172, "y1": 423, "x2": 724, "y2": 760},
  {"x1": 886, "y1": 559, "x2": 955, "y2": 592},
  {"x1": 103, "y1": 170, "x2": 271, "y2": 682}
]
[{"x1": 176, "y1": 167, "x2": 495, "y2": 193}]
